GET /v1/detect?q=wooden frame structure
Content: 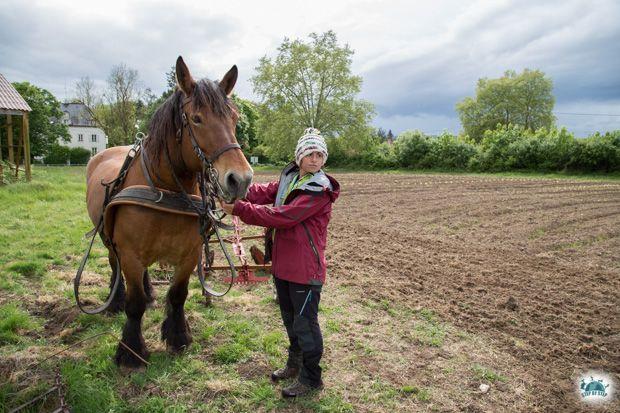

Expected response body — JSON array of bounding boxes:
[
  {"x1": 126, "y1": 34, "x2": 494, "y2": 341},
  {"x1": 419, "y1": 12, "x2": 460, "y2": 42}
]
[{"x1": 0, "y1": 73, "x2": 32, "y2": 183}]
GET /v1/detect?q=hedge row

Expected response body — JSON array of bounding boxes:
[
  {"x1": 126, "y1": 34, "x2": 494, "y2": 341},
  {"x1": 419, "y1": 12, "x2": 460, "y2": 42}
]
[
  {"x1": 328, "y1": 126, "x2": 620, "y2": 172},
  {"x1": 44, "y1": 144, "x2": 92, "y2": 165}
]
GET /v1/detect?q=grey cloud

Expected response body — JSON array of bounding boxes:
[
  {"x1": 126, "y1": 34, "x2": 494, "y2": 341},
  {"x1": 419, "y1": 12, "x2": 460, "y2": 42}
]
[
  {"x1": 1, "y1": 0, "x2": 618, "y2": 137},
  {"x1": 360, "y1": 0, "x2": 620, "y2": 133},
  {"x1": 0, "y1": 2, "x2": 240, "y2": 99}
]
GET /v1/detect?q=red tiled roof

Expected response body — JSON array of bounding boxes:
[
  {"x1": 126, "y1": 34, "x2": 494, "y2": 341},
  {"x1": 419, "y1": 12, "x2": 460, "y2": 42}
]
[{"x1": 0, "y1": 73, "x2": 31, "y2": 112}]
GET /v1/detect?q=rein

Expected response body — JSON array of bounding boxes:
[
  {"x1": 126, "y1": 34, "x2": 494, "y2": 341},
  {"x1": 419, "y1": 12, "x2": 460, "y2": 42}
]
[{"x1": 74, "y1": 139, "x2": 142, "y2": 314}]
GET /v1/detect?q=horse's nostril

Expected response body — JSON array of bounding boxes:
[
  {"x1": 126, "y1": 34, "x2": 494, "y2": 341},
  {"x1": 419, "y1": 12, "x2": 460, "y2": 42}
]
[{"x1": 226, "y1": 172, "x2": 240, "y2": 193}]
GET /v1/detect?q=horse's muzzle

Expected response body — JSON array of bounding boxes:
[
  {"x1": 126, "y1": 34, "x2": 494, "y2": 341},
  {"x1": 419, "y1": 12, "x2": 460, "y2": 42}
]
[{"x1": 222, "y1": 170, "x2": 253, "y2": 202}]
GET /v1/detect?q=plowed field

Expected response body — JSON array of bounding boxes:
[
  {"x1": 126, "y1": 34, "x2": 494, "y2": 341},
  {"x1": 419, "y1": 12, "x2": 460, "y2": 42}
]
[{"x1": 254, "y1": 171, "x2": 620, "y2": 411}]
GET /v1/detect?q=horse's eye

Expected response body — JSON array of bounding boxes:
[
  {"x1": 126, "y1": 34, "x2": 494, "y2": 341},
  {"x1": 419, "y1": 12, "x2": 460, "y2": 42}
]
[{"x1": 192, "y1": 115, "x2": 202, "y2": 124}]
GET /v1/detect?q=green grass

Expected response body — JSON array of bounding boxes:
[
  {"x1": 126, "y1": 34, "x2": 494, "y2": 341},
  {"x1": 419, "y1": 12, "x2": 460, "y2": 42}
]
[
  {"x1": 472, "y1": 363, "x2": 508, "y2": 383},
  {"x1": 0, "y1": 167, "x2": 91, "y2": 284},
  {"x1": 0, "y1": 303, "x2": 35, "y2": 344},
  {"x1": 6, "y1": 261, "x2": 46, "y2": 277},
  {"x1": 400, "y1": 385, "x2": 431, "y2": 401},
  {"x1": 411, "y1": 308, "x2": 446, "y2": 347}
]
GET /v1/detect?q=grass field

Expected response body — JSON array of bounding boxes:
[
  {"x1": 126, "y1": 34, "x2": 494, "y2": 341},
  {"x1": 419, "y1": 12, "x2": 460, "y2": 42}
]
[{"x1": 0, "y1": 166, "x2": 618, "y2": 412}]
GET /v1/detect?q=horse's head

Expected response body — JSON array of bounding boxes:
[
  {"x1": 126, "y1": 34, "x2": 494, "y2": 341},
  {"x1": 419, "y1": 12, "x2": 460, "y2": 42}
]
[{"x1": 175, "y1": 56, "x2": 253, "y2": 202}]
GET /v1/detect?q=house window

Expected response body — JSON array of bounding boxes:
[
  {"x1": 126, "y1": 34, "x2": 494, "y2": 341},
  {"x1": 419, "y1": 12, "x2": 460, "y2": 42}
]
[
  {"x1": 91, "y1": 134, "x2": 97, "y2": 142},
  {"x1": 78, "y1": 134, "x2": 83, "y2": 142},
  {"x1": 91, "y1": 147, "x2": 98, "y2": 155}
]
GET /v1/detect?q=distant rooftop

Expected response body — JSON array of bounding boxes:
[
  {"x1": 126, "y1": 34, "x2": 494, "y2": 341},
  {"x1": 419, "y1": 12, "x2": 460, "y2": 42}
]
[
  {"x1": 61, "y1": 102, "x2": 96, "y2": 126},
  {"x1": 0, "y1": 73, "x2": 32, "y2": 113}
]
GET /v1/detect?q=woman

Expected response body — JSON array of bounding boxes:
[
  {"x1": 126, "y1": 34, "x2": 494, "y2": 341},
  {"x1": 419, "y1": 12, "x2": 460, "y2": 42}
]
[{"x1": 219, "y1": 128, "x2": 340, "y2": 397}]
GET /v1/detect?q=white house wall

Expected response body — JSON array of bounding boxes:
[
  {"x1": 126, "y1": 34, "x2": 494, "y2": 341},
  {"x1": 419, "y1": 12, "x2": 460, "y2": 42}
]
[{"x1": 65, "y1": 126, "x2": 107, "y2": 155}]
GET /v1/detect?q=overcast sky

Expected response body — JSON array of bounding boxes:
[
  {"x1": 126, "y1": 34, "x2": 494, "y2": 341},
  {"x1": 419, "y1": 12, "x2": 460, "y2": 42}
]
[{"x1": 1, "y1": 0, "x2": 619, "y2": 136}]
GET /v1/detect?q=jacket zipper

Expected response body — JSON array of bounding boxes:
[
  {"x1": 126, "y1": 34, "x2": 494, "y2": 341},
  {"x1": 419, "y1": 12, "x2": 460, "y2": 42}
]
[{"x1": 302, "y1": 223, "x2": 322, "y2": 271}]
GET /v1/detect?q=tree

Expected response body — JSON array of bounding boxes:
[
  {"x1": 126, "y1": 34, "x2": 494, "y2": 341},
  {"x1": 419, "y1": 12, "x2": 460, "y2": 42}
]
[
  {"x1": 231, "y1": 95, "x2": 259, "y2": 152},
  {"x1": 252, "y1": 31, "x2": 375, "y2": 161},
  {"x1": 75, "y1": 64, "x2": 142, "y2": 146},
  {"x1": 456, "y1": 69, "x2": 555, "y2": 142},
  {"x1": 9, "y1": 82, "x2": 70, "y2": 158},
  {"x1": 103, "y1": 64, "x2": 142, "y2": 146},
  {"x1": 137, "y1": 66, "x2": 177, "y2": 135},
  {"x1": 377, "y1": 127, "x2": 387, "y2": 141}
]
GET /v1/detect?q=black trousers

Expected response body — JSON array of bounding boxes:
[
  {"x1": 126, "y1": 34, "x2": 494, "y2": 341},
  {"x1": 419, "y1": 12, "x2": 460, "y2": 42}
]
[{"x1": 273, "y1": 277, "x2": 323, "y2": 387}]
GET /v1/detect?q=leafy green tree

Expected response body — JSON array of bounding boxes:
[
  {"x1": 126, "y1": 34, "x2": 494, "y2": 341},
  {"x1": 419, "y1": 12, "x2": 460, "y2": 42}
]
[
  {"x1": 8, "y1": 82, "x2": 70, "y2": 159},
  {"x1": 252, "y1": 31, "x2": 375, "y2": 161},
  {"x1": 456, "y1": 69, "x2": 555, "y2": 142},
  {"x1": 231, "y1": 95, "x2": 259, "y2": 152}
]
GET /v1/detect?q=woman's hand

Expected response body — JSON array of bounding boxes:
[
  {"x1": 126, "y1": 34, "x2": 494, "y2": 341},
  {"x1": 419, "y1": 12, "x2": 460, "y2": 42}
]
[{"x1": 218, "y1": 199, "x2": 235, "y2": 215}]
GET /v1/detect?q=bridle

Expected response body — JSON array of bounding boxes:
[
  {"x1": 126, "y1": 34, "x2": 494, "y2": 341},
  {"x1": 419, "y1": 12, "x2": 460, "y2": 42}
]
[
  {"x1": 174, "y1": 95, "x2": 241, "y2": 197},
  {"x1": 164, "y1": 94, "x2": 242, "y2": 297}
]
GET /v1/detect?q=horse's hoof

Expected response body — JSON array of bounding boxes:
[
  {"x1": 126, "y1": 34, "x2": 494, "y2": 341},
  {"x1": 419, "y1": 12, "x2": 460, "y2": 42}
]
[
  {"x1": 166, "y1": 342, "x2": 191, "y2": 354},
  {"x1": 161, "y1": 316, "x2": 193, "y2": 353},
  {"x1": 163, "y1": 330, "x2": 193, "y2": 354},
  {"x1": 114, "y1": 343, "x2": 149, "y2": 369}
]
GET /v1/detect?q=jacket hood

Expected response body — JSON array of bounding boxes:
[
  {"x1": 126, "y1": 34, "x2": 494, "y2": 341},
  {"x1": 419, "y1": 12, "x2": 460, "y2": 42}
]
[
  {"x1": 323, "y1": 173, "x2": 340, "y2": 202},
  {"x1": 278, "y1": 162, "x2": 340, "y2": 203}
]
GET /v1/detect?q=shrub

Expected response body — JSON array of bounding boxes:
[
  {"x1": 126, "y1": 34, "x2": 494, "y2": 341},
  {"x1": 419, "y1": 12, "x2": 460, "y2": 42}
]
[
  {"x1": 44, "y1": 144, "x2": 70, "y2": 164},
  {"x1": 569, "y1": 131, "x2": 620, "y2": 172},
  {"x1": 69, "y1": 147, "x2": 91, "y2": 164},
  {"x1": 394, "y1": 130, "x2": 431, "y2": 168},
  {"x1": 424, "y1": 133, "x2": 477, "y2": 169},
  {"x1": 360, "y1": 142, "x2": 398, "y2": 168},
  {"x1": 469, "y1": 124, "x2": 526, "y2": 171}
]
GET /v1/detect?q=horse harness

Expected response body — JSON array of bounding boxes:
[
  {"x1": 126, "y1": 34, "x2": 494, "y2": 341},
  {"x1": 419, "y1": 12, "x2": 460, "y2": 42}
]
[{"x1": 75, "y1": 95, "x2": 242, "y2": 314}]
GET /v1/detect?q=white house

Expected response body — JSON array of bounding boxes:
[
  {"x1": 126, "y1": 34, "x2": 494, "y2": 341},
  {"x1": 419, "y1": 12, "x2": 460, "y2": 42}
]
[{"x1": 60, "y1": 102, "x2": 107, "y2": 156}]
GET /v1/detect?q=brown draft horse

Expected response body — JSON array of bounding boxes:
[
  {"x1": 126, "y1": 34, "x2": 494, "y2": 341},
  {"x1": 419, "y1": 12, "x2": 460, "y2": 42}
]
[{"x1": 85, "y1": 57, "x2": 253, "y2": 369}]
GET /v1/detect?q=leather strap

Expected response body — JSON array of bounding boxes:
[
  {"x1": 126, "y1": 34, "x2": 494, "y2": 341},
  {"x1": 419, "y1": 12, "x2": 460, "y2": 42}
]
[{"x1": 206, "y1": 142, "x2": 241, "y2": 163}]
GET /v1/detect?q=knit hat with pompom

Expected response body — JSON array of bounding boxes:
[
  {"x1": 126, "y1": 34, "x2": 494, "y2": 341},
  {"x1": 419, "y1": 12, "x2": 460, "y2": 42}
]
[{"x1": 295, "y1": 128, "x2": 328, "y2": 166}]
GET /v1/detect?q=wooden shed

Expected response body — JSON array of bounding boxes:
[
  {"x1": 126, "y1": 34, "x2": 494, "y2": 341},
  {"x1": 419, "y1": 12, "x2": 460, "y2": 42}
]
[{"x1": 0, "y1": 73, "x2": 32, "y2": 182}]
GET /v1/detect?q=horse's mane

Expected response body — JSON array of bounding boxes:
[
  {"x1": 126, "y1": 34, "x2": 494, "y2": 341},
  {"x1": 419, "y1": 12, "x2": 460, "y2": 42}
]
[{"x1": 144, "y1": 79, "x2": 234, "y2": 167}]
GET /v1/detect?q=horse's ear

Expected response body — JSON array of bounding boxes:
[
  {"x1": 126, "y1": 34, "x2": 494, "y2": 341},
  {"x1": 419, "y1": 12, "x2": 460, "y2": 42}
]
[
  {"x1": 219, "y1": 65, "x2": 238, "y2": 96},
  {"x1": 176, "y1": 56, "x2": 195, "y2": 96}
]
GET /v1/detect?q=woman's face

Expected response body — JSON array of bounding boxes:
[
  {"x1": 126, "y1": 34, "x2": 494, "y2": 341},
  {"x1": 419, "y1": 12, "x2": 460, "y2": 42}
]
[{"x1": 299, "y1": 151, "x2": 324, "y2": 175}]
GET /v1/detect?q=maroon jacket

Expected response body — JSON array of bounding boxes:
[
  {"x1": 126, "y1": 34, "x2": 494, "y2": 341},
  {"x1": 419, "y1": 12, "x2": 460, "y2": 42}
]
[{"x1": 233, "y1": 163, "x2": 340, "y2": 285}]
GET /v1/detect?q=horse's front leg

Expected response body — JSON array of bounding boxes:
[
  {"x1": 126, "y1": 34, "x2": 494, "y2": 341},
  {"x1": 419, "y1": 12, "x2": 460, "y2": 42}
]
[
  {"x1": 114, "y1": 254, "x2": 149, "y2": 369},
  {"x1": 161, "y1": 256, "x2": 196, "y2": 353}
]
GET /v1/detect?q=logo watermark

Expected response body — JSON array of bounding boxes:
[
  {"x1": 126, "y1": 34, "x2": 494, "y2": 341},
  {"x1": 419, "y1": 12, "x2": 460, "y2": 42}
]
[{"x1": 577, "y1": 371, "x2": 615, "y2": 405}]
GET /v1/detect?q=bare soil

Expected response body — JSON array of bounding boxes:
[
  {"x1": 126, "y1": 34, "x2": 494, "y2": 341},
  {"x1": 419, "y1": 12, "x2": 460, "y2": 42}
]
[{"x1": 254, "y1": 171, "x2": 620, "y2": 412}]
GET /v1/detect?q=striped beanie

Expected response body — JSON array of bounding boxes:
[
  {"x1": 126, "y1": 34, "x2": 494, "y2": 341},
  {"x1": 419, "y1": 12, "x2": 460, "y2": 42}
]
[{"x1": 295, "y1": 128, "x2": 328, "y2": 166}]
